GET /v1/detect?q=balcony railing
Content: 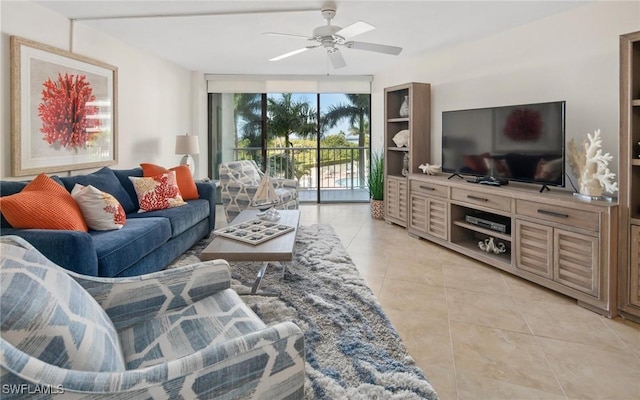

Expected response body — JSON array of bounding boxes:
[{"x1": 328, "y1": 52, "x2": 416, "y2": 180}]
[{"x1": 233, "y1": 146, "x2": 370, "y2": 191}]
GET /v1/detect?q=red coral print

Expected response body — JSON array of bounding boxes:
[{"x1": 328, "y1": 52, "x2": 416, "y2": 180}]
[
  {"x1": 38, "y1": 73, "x2": 101, "y2": 150},
  {"x1": 139, "y1": 175, "x2": 180, "y2": 211},
  {"x1": 503, "y1": 109, "x2": 543, "y2": 141},
  {"x1": 104, "y1": 204, "x2": 126, "y2": 225}
]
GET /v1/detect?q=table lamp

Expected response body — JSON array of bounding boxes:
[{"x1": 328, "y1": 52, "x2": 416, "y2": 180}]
[{"x1": 175, "y1": 133, "x2": 200, "y2": 176}]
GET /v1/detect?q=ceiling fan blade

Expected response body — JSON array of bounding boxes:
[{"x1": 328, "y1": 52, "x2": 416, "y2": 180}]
[
  {"x1": 263, "y1": 32, "x2": 311, "y2": 40},
  {"x1": 269, "y1": 47, "x2": 310, "y2": 61},
  {"x1": 328, "y1": 48, "x2": 346, "y2": 69},
  {"x1": 335, "y1": 21, "x2": 375, "y2": 39},
  {"x1": 345, "y1": 41, "x2": 402, "y2": 55}
]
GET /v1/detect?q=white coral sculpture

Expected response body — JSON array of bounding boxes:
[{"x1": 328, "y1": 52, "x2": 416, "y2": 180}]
[
  {"x1": 418, "y1": 163, "x2": 442, "y2": 175},
  {"x1": 567, "y1": 129, "x2": 618, "y2": 197}
]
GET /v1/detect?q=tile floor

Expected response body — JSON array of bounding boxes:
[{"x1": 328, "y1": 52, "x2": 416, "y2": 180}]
[{"x1": 217, "y1": 203, "x2": 640, "y2": 400}]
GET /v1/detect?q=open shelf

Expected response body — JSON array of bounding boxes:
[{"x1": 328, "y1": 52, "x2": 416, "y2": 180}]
[
  {"x1": 453, "y1": 238, "x2": 511, "y2": 265},
  {"x1": 632, "y1": 159, "x2": 640, "y2": 166},
  {"x1": 388, "y1": 117, "x2": 410, "y2": 123},
  {"x1": 387, "y1": 147, "x2": 409, "y2": 152},
  {"x1": 453, "y1": 220, "x2": 511, "y2": 241},
  {"x1": 632, "y1": 99, "x2": 640, "y2": 106},
  {"x1": 449, "y1": 201, "x2": 512, "y2": 262}
]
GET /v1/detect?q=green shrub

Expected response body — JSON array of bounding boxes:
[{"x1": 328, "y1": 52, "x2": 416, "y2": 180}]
[{"x1": 367, "y1": 152, "x2": 384, "y2": 200}]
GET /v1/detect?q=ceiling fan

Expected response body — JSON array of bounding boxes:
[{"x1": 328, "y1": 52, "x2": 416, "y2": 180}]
[{"x1": 265, "y1": 7, "x2": 402, "y2": 69}]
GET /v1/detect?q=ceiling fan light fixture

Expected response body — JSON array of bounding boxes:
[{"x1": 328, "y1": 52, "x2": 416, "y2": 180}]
[
  {"x1": 327, "y1": 48, "x2": 346, "y2": 69},
  {"x1": 264, "y1": 6, "x2": 401, "y2": 67}
]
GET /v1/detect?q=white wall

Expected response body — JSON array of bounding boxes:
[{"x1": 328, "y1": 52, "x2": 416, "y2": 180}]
[
  {"x1": 2, "y1": 1, "x2": 637, "y2": 184},
  {"x1": 1, "y1": 1, "x2": 202, "y2": 180},
  {"x1": 372, "y1": 1, "x2": 640, "y2": 187}
]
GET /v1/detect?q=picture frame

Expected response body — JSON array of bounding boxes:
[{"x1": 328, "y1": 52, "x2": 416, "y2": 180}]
[{"x1": 10, "y1": 36, "x2": 118, "y2": 176}]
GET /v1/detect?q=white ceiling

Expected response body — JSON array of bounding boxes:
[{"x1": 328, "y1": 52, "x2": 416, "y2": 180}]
[{"x1": 34, "y1": 1, "x2": 588, "y2": 76}]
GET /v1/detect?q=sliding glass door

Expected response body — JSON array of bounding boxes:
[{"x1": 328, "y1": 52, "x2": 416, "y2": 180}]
[
  {"x1": 208, "y1": 92, "x2": 370, "y2": 203},
  {"x1": 266, "y1": 93, "x2": 317, "y2": 189},
  {"x1": 319, "y1": 93, "x2": 370, "y2": 202}
]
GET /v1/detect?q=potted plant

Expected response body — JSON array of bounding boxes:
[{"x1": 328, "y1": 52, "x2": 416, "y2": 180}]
[{"x1": 367, "y1": 151, "x2": 385, "y2": 220}]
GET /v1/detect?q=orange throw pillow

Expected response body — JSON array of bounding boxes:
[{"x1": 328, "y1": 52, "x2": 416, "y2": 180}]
[
  {"x1": 140, "y1": 163, "x2": 199, "y2": 200},
  {"x1": 0, "y1": 173, "x2": 88, "y2": 232}
]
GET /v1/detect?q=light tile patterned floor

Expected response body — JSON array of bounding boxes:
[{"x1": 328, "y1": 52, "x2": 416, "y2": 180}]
[{"x1": 216, "y1": 204, "x2": 640, "y2": 400}]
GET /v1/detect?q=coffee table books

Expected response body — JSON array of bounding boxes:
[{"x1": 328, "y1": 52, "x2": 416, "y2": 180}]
[{"x1": 213, "y1": 218, "x2": 295, "y2": 245}]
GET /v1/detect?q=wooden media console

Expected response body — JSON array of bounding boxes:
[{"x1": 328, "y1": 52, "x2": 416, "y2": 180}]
[{"x1": 405, "y1": 174, "x2": 618, "y2": 317}]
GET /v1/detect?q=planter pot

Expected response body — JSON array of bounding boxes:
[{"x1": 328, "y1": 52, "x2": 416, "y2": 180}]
[{"x1": 370, "y1": 199, "x2": 384, "y2": 220}]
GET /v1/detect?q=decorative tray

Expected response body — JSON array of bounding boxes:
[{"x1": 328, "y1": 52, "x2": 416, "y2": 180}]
[{"x1": 213, "y1": 218, "x2": 294, "y2": 245}]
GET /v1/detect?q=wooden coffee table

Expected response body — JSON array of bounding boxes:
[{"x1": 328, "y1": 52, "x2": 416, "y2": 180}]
[{"x1": 200, "y1": 209, "x2": 301, "y2": 293}]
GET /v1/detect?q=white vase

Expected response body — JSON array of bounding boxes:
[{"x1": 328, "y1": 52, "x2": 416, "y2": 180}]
[{"x1": 399, "y1": 96, "x2": 409, "y2": 117}]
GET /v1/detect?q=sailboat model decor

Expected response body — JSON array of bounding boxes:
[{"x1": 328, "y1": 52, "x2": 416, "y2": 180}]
[{"x1": 251, "y1": 168, "x2": 281, "y2": 220}]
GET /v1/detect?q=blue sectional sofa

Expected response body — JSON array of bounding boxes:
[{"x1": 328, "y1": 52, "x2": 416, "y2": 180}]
[{"x1": 0, "y1": 167, "x2": 216, "y2": 277}]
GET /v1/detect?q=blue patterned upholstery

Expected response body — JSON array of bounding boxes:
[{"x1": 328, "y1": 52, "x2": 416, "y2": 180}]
[
  {"x1": 0, "y1": 238, "x2": 125, "y2": 373},
  {"x1": 219, "y1": 160, "x2": 299, "y2": 222},
  {"x1": 0, "y1": 236, "x2": 305, "y2": 399}
]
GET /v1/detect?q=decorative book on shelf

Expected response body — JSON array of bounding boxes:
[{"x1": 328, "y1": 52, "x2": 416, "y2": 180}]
[{"x1": 213, "y1": 218, "x2": 294, "y2": 245}]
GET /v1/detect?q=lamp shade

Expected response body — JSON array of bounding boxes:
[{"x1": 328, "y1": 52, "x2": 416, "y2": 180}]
[{"x1": 175, "y1": 134, "x2": 200, "y2": 155}]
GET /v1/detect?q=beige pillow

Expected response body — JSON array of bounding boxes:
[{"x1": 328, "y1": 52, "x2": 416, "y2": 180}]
[{"x1": 71, "y1": 184, "x2": 126, "y2": 230}]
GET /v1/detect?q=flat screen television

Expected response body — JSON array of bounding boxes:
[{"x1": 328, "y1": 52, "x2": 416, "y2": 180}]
[{"x1": 442, "y1": 101, "x2": 566, "y2": 188}]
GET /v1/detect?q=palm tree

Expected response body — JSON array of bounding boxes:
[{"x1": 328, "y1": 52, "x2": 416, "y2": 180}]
[
  {"x1": 267, "y1": 93, "x2": 317, "y2": 147},
  {"x1": 322, "y1": 94, "x2": 370, "y2": 187},
  {"x1": 267, "y1": 93, "x2": 317, "y2": 179},
  {"x1": 234, "y1": 94, "x2": 262, "y2": 160}
]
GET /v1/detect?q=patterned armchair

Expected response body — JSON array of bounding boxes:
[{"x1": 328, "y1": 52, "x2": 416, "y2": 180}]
[
  {"x1": 0, "y1": 236, "x2": 305, "y2": 399},
  {"x1": 219, "y1": 160, "x2": 299, "y2": 223}
]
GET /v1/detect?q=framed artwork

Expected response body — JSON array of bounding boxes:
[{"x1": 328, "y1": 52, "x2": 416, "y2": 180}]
[{"x1": 10, "y1": 36, "x2": 118, "y2": 176}]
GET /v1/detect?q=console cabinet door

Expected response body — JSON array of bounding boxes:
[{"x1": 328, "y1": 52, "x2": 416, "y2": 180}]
[
  {"x1": 398, "y1": 179, "x2": 408, "y2": 223},
  {"x1": 409, "y1": 193, "x2": 428, "y2": 233},
  {"x1": 515, "y1": 220, "x2": 553, "y2": 279},
  {"x1": 386, "y1": 177, "x2": 407, "y2": 226},
  {"x1": 427, "y1": 198, "x2": 448, "y2": 240},
  {"x1": 386, "y1": 178, "x2": 399, "y2": 220},
  {"x1": 629, "y1": 225, "x2": 640, "y2": 307},
  {"x1": 516, "y1": 220, "x2": 599, "y2": 296},
  {"x1": 409, "y1": 194, "x2": 448, "y2": 240},
  {"x1": 553, "y1": 229, "x2": 599, "y2": 296}
]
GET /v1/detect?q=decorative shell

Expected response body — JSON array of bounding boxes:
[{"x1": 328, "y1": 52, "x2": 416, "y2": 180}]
[
  {"x1": 418, "y1": 163, "x2": 441, "y2": 175},
  {"x1": 392, "y1": 130, "x2": 409, "y2": 147}
]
